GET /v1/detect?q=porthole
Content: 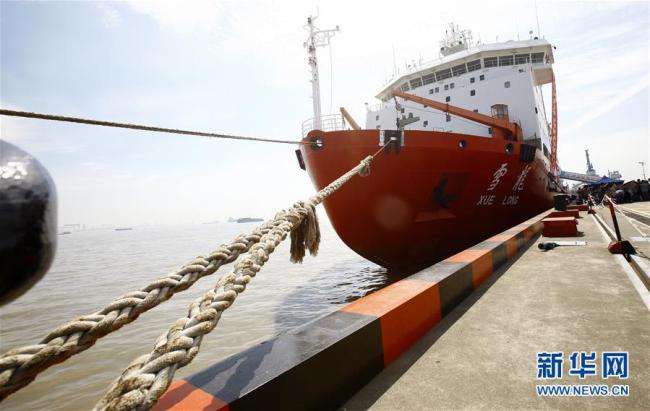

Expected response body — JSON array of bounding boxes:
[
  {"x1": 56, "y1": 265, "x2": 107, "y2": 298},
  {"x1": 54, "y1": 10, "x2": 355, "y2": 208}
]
[
  {"x1": 310, "y1": 136, "x2": 324, "y2": 150},
  {"x1": 458, "y1": 140, "x2": 467, "y2": 150},
  {"x1": 505, "y1": 143, "x2": 514, "y2": 154}
]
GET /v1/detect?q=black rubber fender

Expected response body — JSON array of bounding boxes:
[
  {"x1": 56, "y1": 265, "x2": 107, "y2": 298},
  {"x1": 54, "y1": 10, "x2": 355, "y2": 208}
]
[{"x1": 0, "y1": 140, "x2": 57, "y2": 305}]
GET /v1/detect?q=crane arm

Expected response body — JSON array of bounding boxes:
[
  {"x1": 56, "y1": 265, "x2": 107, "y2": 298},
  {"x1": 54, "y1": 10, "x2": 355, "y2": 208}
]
[
  {"x1": 391, "y1": 90, "x2": 521, "y2": 140},
  {"x1": 339, "y1": 107, "x2": 360, "y2": 130}
]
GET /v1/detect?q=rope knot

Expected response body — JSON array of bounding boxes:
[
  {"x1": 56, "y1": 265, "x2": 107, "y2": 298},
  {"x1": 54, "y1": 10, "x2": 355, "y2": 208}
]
[
  {"x1": 358, "y1": 156, "x2": 373, "y2": 177},
  {"x1": 289, "y1": 203, "x2": 320, "y2": 263}
]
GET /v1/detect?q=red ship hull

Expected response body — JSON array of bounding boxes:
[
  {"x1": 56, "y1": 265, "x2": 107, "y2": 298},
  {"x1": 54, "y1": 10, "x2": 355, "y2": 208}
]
[{"x1": 300, "y1": 129, "x2": 556, "y2": 272}]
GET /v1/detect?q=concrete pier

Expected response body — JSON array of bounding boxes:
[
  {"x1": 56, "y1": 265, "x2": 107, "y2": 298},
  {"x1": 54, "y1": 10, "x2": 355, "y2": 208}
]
[{"x1": 344, "y1": 210, "x2": 650, "y2": 410}]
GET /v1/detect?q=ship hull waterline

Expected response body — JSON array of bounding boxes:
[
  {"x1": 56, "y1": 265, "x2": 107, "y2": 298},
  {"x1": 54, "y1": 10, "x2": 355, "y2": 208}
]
[{"x1": 300, "y1": 129, "x2": 556, "y2": 273}]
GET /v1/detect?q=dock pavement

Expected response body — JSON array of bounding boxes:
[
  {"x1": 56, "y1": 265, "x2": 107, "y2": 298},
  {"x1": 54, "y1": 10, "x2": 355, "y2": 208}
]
[{"x1": 343, "y1": 208, "x2": 650, "y2": 410}]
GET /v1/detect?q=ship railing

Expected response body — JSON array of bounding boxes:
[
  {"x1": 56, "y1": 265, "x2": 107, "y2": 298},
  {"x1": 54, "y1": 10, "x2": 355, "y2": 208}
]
[{"x1": 301, "y1": 114, "x2": 346, "y2": 137}]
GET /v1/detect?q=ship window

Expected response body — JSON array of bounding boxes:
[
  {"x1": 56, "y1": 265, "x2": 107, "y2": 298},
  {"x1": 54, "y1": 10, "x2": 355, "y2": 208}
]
[
  {"x1": 445, "y1": 96, "x2": 450, "y2": 102},
  {"x1": 435, "y1": 87, "x2": 439, "y2": 93},
  {"x1": 376, "y1": 114, "x2": 380, "y2": 120},
  {"x1": 423, "y1": 120, "x2": 428, "y2": 127},
  {"x1": 408, "y1": 112, "x2": 413, "y2": 118},
  {"x1": 450, "y1": 83, "x2": 455, "y2": 89},
  {"x1": 400, "y1": 83, "x2": 410, "y2": 91},
  {"x1": 484, "y1": 57, "x2": 498, "y2": 67},
  {"x1": 401, "y1": 108, "x2": 405, "y2": 113},
  {"x1": 534, "y1": 107, "x2": 538, "y2": 114},
  {"x1": 531, "y1": 52, "x2": 545, "y2": 63},
  {"x1": 444, "y1": 84, "x2": 449, "y2": 90},
  {"x1": 435, "y1": 68, "x2": 452, "y2": 80},
  {"x1": 467, "y1": 59, "x2": 481, "y2": 72},
  {"x1": 473, "y1": 109, "x2": 479, "y2": 112},
  {"x1": 515, "y1": 54, "x2": 530, "y2": 64},
  {"x1": 422, "y1": 73, "x2": 436, "y2": 85},
  {"x1": 479, "y1": 74, "x2": 485, "y2": 81},
  {"x1": 499, "y1": 55, "x2": 514, "y2": 66},
  {"x1": 429, "y1": 88, "x2": 434, "y2": 94},
  {"x1": 470, "y1": 89, "x2": 476, "y2": 96},
  {"x1": 504, "y1": 81, "x2": 511, "y2": 88},
  {"x1": 488, "y1": 127, "x2": 493, "y2": 135},
  {"x1": 446, "y1": 113, "x2": 451, "y2": 122},
  {"x1": 452, "y1": 63, "x2": 467, "y2": 76},
  {"x1": 376, "y1": 125, "x2": 380, "y2": 129},
  {"x1": 470, "y1": 77, "x2": 475, "y2": 83},
  {"x1": 410, "y1": 78, "x2": 423, "y2": 88}
]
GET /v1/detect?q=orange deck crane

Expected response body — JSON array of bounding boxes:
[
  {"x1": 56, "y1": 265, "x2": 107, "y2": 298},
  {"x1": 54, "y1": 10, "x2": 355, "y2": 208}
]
[{"x1": 391, "y1": 90, "x2": 523, "y2": 142}]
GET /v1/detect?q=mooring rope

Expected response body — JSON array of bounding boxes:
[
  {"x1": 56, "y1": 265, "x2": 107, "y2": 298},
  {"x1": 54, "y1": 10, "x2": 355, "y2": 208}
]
[
  {"x1": 94, "y1": 154, "x2": 375, "y2": 411},
  {"x1": 0, "y1": 109, "x2": 305, "y2": 145},
  {"x1": 0, "y1": 223, "x2": 278, "y2": 400}
]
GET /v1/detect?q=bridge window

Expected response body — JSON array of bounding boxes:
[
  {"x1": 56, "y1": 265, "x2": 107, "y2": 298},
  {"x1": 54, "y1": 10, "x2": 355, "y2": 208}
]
[
  {"x1": 422, "y1": 73, "x2": 436, "y2": 85},
  {"x1": 410, "y1": 78, "x2": 423, "y2": 88},
  {"x1": 470, "y1": 89, "x2": 476, "y2": 96},
  {"x1": 444, "y1": 84, "x2": 449, "y2": 90},
  {"x1": 429, "y1": 88, "x2": 434, "y2": 94},
  {"x1": 467, "y1": 59, "x2": 481, "y2": 72},
  {"x1": 423, "y1": 120, "x2": 428, "y2": 127},
  {"x1": 452, "y1": 63, "x2": 467, "y2": 76},
  {"x1": 515, "y1": 54, "x2": 530, "y2": 64},
  {"x1": 484, "y1": 57, "x2": 498, "y2": 67},
  {"x1": 375, "y1": 114, "x2": 379, "y2": 120},
  {"x1": 450, "y1": 82, "x2": 455, "y2": 89},
  {"x1": 435, "y1": 68, "x2": 452, "y2": 80},
  {"x1": 534, "y1": 107, "x2": 538, "y2": 114},
  {"x1": 499, "y1": 55, "x2": 514, "y2": 66},
  {"x1": 479, "y1": 74, "x2": 485, "y2": 81},
  {"x1": 531, "y1": 52, "x2": 545, "y2": 63},
  {"x1": 445, "y1": 96, "x2": 450, "y2": 102},
  {"x1": 470, "y1": 77, "x2": 475, "y2": 83},
  {"x1": 504, "y1": 81, "x2": 511, "y2": 88},
  {"x1": 400, "y1": 83, "x2": 410, "y2": 91},
  {"x1": 446, "y1": 113, "x2": 451, "y2": 122},
  {"x1": 435, "y1": 87, "x2": 439, "y2": 93},
  {"x1": 473, "y1": 109, "x2": 479, "y2": 112}
]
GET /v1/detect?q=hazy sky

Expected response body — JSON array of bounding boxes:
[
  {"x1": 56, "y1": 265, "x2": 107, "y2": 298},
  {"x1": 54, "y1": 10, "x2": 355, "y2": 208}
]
[{"x1": 1, "y1": 0, "x2": 648, "y2": 226}]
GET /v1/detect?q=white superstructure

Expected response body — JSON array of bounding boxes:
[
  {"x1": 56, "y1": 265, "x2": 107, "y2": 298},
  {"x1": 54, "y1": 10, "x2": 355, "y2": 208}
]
[{"x1": 366, "y1": 29, "x2": 555, "y2": 157}]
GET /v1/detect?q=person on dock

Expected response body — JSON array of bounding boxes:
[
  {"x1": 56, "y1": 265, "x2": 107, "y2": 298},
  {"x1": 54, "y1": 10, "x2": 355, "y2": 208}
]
[{"x1": 639, "y1": 180, "x2": 650, "y2": 201}]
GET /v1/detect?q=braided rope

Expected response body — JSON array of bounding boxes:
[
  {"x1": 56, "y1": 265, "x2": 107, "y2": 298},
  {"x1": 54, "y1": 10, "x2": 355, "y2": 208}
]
[
  {"x1": 0, "y1": 109, "x2": 305, "y2": 145},
  {"x1": 0, "y1": 222, "x2": 281, "y2": 400},
  {"x1": 94, "y1": 156, "x2": 373, "y2": 411}
]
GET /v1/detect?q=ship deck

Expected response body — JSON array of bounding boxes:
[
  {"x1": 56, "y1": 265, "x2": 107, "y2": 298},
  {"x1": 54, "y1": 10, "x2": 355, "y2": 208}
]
[{"x1": 344, "y1": 205, "x2": 650, "y2": 410}]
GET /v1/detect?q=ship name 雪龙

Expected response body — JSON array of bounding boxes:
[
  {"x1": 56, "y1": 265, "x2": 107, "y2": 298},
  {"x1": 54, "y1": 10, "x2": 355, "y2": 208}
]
[
  {"x1": 487, "y1": 163, "x2": 509, "y2": 191},
  {"x1": 512, "y1": 165, "x2": 531, "y2": 191},
  {"x1": 477, "y1": 194, "x2": 496, "y2": 206},
  {"x1": 501, "y1": 195, "x2": 519, "y2": 205}
]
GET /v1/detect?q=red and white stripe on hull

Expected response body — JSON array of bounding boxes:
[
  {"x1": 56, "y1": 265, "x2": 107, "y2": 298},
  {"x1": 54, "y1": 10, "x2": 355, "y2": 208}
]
[{"x1": 300, "y1": 129, "x2": 555, "y2": 272}]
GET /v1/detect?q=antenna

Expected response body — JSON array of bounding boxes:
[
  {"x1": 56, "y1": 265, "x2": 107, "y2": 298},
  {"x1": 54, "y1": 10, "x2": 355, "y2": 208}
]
[
  {"x1": 304, "y1": 15, "x2": 339, "y2": 130},
  {"x1": 392, "y1": 44, "x2": 397, "y2": 77},
  {"x1": 534, "y1": 0, "x2": 542, "y2": 37}
]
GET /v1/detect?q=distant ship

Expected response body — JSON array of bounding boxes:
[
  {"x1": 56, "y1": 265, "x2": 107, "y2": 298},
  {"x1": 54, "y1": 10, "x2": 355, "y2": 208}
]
[
  {"x1": 298, "y1": 20, "x2": 561, "y2": 271},
  {"x1": 235, "y1": 217, "x2": 263, "y2": 223},
  {"x1": 114, "y1": 227, "x2": 133, "y2": 231}
]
